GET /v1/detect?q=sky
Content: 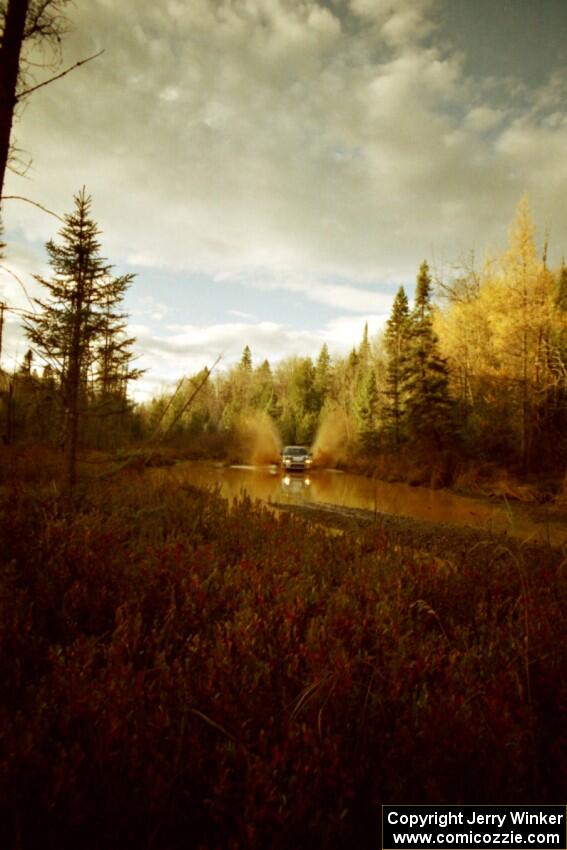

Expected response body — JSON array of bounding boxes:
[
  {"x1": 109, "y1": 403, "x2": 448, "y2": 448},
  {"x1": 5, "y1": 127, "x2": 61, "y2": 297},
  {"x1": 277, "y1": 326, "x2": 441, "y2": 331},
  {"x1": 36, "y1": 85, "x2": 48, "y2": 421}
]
[{"x1": 2, "y1": 0, "x2": 567, "y2": 400}]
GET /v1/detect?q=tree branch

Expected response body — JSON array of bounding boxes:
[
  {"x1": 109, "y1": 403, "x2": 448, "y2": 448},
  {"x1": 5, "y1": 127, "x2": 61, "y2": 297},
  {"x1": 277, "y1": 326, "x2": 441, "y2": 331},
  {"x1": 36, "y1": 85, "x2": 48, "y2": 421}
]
[
  {"x1": 0, "y1": 262, "x2": 37, "y2": 309},
  {"x1": 2, "y1": 194, "x2": 64, "y2": 220},
  {"x1": 16, "y1": 49, "x2": 104, "y2": 99}
]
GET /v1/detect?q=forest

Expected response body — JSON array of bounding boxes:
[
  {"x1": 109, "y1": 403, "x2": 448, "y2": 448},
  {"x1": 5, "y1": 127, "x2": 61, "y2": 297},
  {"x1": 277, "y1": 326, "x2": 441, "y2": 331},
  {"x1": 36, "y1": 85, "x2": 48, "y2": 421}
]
[
  {"x1": 143, "y1": 195, "x2": 567, "y2": 488},
  {"x1": 2, "y1": 195, "x2": 566, "y2": 493}
]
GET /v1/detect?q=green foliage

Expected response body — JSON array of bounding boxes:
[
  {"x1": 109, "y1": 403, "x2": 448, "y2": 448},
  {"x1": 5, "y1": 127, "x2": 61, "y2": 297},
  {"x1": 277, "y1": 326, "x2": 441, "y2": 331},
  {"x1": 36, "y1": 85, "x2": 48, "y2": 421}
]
[
  {"x1": 383, "y1": 286, "x2": 410, "y2": 447},
  {"x1": 355, "y1": 368, "x2": 379, "y2": 452},
  {"x1": 240, "y1": 344, "x2": 253, "y2": 372},
  {"x1": 358, "y1": 321, "x2": 370, "y2": 368},
  {"x1": 277, "y1": 356, "x2": 318, "y2": 445},
  {"x1": 0, "y1": 474, "x2": 564, "y2": 848},
  {"x1": 23, "y1": 189, "x2": 140, "y2": 463},
  {"x1": 403, "y1": 262, "x2": 454, "y2": 448},
  {"x1": 314, "y1": 343, "x2": 332, "y2": 409},
  {"x1": 252, "y1": 358, "x2": 277, "y2": 415}
]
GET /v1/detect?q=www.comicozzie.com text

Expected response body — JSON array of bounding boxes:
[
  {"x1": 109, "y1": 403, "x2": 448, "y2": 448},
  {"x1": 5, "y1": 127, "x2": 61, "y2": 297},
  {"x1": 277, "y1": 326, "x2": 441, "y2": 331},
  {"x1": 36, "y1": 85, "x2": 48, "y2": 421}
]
[{"x1": 387, "y1": 812, "x2": 564, "y2": 829}]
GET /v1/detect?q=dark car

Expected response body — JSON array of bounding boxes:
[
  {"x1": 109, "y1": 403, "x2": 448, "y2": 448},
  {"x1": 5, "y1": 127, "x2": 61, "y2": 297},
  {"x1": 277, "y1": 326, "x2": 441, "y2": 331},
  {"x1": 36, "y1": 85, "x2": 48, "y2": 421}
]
[{"x1": 281, "y1": 445, "x2": 313, "y2": 471}]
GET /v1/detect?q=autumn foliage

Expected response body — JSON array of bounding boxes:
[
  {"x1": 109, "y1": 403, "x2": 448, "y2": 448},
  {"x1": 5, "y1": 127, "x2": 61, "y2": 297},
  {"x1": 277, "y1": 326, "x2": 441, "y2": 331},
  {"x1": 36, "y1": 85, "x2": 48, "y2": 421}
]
[{"x1": 0, "y1": 468, "x2": 565, "y2": 849}]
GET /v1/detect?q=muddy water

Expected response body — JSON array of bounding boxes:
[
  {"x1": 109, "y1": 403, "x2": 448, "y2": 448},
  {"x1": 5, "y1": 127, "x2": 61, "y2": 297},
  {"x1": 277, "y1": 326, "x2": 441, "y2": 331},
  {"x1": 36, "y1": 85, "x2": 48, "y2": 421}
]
[{"x1": 165, "y1": 462, "x2": 567, "y2": 546}]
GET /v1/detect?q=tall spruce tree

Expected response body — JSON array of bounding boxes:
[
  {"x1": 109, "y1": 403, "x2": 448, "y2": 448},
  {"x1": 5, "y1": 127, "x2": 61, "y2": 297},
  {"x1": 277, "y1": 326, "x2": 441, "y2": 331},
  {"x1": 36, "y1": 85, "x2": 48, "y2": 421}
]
[
  {"x1": 355, "y1": 368, "x2": 379, "y2": 453},
  {"x1": 384, "y1": 286, "x2": 410, "y2": 448},
  {"x1": 240, "y1": 345, "x2": 252, "y2": 372},
  {"x1": 358, "y1": 322, "x2": 370, "y2": 368},
  {"x1": 314, "y1": 343, "x2": 332, "y2": 410},
  {"x1": 94, "y1": 285, "x2": 141, "y2": 404},
  {"x1": 24, "y1": 188, "x2": 138, "y2": 485},
  {"x1": 404, "y1": 261, "x2": 454, "y2": 447}
]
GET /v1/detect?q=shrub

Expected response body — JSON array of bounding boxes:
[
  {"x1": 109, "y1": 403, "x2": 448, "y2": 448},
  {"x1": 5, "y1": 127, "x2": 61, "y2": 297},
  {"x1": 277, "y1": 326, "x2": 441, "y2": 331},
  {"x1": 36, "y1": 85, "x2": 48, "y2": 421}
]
[{"x1": 0, "y1": 475, "x2": 565, "y2": 848}]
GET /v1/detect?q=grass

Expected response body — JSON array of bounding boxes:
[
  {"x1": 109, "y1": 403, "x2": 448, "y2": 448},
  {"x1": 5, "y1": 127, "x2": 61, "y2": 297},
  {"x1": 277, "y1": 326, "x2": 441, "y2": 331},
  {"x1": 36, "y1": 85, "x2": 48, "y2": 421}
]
[{"x1": 0, "y1": 454, "x2": 565, "y2": 849}]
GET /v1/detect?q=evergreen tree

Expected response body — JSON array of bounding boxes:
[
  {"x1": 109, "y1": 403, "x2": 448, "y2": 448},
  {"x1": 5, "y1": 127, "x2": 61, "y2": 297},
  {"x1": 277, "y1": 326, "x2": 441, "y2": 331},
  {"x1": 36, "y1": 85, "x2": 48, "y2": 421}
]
[
  {"x1": 314, "y1": 343, "x2": 332, "y2": 410},
  {"x1": 404, "y1": 261, "x2": 454, "y2": 447},
  {"x1": 383, "y1": 286, "x2": 410, "y2": 448},
  {"x1": 240, "y1": 344, "x2": 252, "y2": 372},
  {"x1": 252, "y1": 359, "x2": 277, "y2": 415},
  {"x1": 347, "y1": 347, "x2": 359, "y2": 371},
  {"x1": 24, "y1": 188, "x2": 139, "y2": 485},
  {"x1": 355, "y1": 368, "x2": 379, "y2": 453},
  {"x1": 358, "y1": 322, "x2": 370, "y2": 368},
  {"x1": 94, "y1": 287, "x2": 141, "y2": 403}
]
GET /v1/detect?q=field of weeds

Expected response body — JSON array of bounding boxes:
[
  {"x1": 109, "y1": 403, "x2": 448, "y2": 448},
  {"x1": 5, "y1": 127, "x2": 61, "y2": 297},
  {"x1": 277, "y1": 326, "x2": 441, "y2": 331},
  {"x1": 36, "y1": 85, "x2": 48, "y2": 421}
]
[{"x1": 0, "y1": 463, "x2": 565, "y2": 849}]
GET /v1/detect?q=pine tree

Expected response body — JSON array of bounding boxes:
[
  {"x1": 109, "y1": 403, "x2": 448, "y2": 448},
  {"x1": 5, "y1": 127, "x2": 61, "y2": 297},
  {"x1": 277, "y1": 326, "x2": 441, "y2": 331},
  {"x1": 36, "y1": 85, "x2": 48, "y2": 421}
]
[
  {"x1": 314, "y1": 343, "x2": 332, "y2": 410},
  {"x1": 24, "y1": 188, "x2": 139, "y2": 485},
  {"x1": 355, "y1": 368, "x2": 379, "y2": 453},
  {"x1": 358, "y1": 322, "x2": 370, "y2": 368},
  {"x1": 252, "y1": 359, "x2": 276, "y2": 415},
  {"x1": 94, "y1": 285, "x2": 142, "y2": 403},
  {"x1": 404, "y1": 261, "x2": 454, "y2": 448},
  {"x1": 383, "y1": 286, "x2": 410, "y2": 448},
  {"x1": 240, "y1": 345, "x2": 252, "y2": 372}
]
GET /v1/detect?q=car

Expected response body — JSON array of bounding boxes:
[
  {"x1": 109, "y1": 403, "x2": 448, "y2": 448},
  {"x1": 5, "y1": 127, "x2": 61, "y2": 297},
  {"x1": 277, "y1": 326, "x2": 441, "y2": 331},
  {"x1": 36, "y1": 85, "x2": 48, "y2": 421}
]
[{"x1": 281, "y1": 445, "x2": 313, "y2": 471}]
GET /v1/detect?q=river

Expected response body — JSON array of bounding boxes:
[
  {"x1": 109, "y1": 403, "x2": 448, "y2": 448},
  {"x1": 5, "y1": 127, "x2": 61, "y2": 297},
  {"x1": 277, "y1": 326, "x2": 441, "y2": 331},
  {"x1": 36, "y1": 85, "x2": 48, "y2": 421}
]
[{"x1": 161, "y1": 462, "x2": 567, "y2": 547}]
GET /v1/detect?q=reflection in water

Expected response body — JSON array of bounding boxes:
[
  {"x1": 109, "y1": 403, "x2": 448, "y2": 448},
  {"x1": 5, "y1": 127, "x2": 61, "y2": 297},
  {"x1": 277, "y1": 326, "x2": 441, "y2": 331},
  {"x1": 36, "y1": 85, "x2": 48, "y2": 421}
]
[{"x1": 162, "y1": 463, "x2": 566, "y2": 546}]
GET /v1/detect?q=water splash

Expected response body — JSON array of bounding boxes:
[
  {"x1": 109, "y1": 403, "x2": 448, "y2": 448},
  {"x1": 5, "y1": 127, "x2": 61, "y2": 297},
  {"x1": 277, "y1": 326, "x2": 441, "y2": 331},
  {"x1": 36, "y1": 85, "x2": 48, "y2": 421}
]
[
  {"x1": 236, "y1": 412, "x2": 282, "y2": 465},
  {"x1": 311, "y1": 406, "x2": 352, "y2": 468}
]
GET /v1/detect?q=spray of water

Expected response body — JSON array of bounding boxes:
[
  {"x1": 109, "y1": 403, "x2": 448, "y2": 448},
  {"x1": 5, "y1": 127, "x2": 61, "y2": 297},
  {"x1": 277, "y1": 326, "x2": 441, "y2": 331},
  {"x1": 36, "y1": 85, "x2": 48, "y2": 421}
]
[
  {"x1": 236, "y1": 411, "x2": 282, "y2": 465},
  {"x1": 311, "y1": 405, "x2": 352, "y2": 468}
]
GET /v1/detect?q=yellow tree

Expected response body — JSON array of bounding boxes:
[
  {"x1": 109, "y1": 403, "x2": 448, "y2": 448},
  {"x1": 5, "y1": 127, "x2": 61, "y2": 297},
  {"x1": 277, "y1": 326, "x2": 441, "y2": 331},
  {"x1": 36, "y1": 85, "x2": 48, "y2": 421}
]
[{"x1": 491, "y1": 196, "x2": 557, "y2": 470}]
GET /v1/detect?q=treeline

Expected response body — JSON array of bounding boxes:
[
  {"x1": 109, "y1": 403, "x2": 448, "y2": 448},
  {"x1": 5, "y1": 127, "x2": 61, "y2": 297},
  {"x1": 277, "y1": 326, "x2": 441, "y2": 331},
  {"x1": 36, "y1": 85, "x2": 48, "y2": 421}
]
[
  {"x1": 143, "y1": 199, "x2": 567, "y2": 475},
  {"x1": 1, "y1": 197, "x2": 566, "y2": 478}
]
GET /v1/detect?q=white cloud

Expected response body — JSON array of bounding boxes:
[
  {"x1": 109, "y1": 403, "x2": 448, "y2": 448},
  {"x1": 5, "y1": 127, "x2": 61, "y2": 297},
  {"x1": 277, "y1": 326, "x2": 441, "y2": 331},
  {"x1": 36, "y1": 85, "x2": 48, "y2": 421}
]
[
  {"x1": 248, "y1": 275, "x2": 393, "y2": 312},
  {"x1": 227, "y1": 309, "x2": 257, "y2": 319},
  {"x1": 2, "y1": 0, "x2": 567, "y2": 393},
  {"x1": 132, "y1": 295, "x2": 170, "y2": 321},
  {"x1": 6, "y1": 0, "x2": 567, "y2": 282},
  {"x1": 127, "y1": 311, "x2": 391, "y2": 399}
]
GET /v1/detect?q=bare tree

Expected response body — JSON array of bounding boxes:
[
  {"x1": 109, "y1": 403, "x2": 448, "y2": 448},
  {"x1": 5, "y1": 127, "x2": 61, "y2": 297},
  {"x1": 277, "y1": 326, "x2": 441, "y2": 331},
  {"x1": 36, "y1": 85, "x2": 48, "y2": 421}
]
[{"x1": 0, "y1": 0, "x2": 100, "y2": 201}]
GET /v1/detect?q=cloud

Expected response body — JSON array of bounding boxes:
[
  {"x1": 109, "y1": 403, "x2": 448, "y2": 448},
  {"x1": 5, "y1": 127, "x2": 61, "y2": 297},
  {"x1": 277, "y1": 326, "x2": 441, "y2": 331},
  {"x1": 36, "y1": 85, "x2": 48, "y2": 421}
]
[
  {"x1": 133, "y1": 295, "x2": 170, "y2": 321},
  {"x1": 127, "y1": 311, "x2": 390, "y2": 399},
  {"x1": 227, "y1": 309, "x2": 257, "y2": 319},
  {"x1": 2, "y1": 0, "x2": 567, "y2": 395},
  {"x1": 463, "y1": 106, "x2": 504, "y2": 133},
  {"x1": 248, "y1": 274, "x2": 394, "y2": 312},
  {"x1": 7, "y1": 0, "x2": 567, "y2": 282}
]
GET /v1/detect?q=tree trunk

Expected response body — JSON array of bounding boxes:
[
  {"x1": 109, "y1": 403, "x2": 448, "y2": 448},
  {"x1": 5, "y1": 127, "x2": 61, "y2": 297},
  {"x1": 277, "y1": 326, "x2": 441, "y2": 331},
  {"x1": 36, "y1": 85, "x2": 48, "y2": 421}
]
[
  {"x1": 0, "y1": 0, "x2": 30, "y2": 201},
  {"x1": 65, "y1": 286, "x2": 84, "y2": 489}
]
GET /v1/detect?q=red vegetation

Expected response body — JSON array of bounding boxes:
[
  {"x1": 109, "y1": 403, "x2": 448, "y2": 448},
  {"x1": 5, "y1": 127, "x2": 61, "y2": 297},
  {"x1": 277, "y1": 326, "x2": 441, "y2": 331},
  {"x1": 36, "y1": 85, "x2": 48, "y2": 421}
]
[{"x1": 0, "y1": 471, "x2": 565, "y2": 849}]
